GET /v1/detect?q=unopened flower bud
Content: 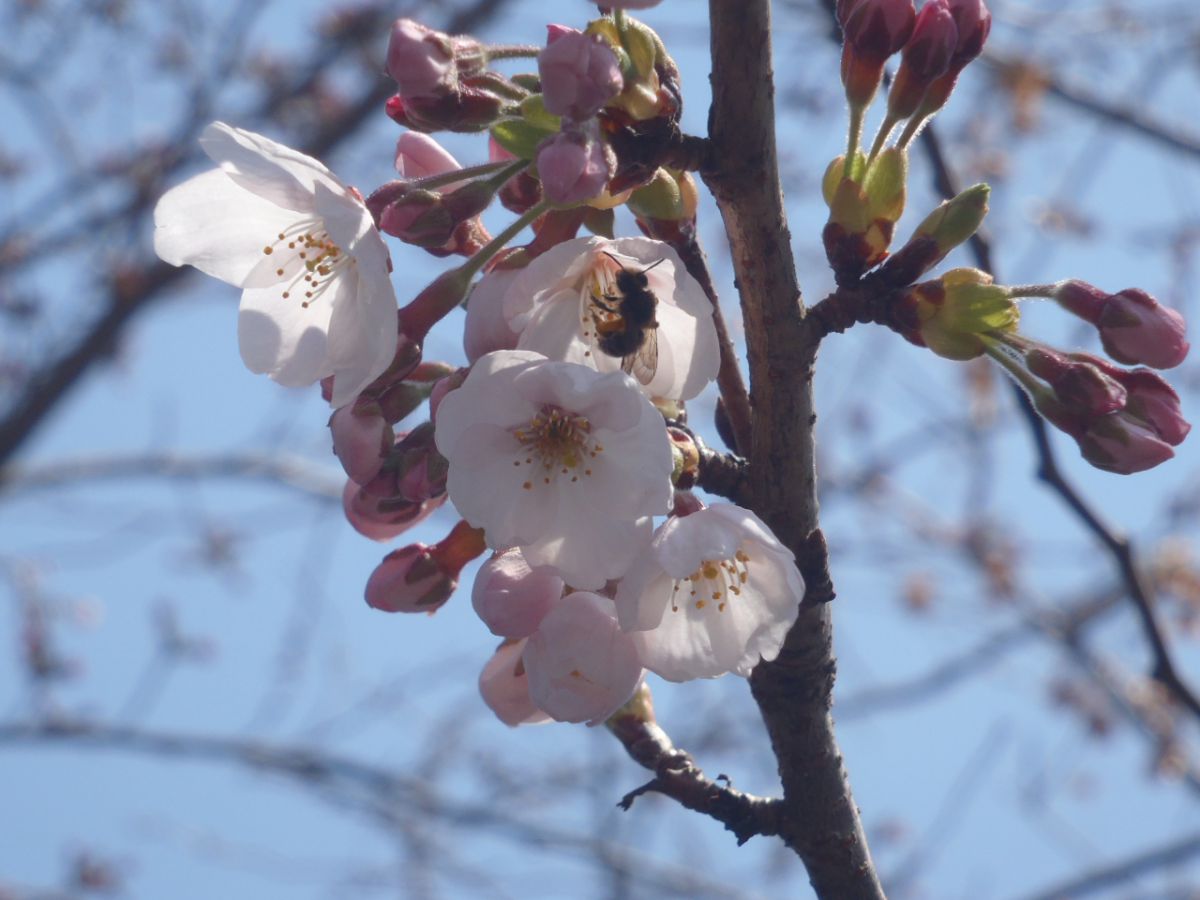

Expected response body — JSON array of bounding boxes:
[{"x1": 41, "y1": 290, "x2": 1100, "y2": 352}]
[
  {"x1": 539, "y1": 25, "x2": 624, "y2": 122},
  {"x1": 329, "y1": 404, "x2": 392, "y2": 485},
  {"x1": 946, "y1": 0, "x2": 992, "y2": 67},
  {"x1": 1121, "y1": 369, "x2": 1191, "y2": 447},
  {"x1": 342, "y1": 478, "x2": 445, "y2": 541},
  {"x1": 395, "y1": 131, "x2": 463, "y2": 182},
  {"x1": 887, "y1": 0, "x2": 958, "y2": 120},
  {"x1": 535, "y1": 126, "x2": 615, "y2": 206},
  {"x1": 387, "y1": 422, "x2": 449, "y2": 504},
  {"x1": 1052, "y1": 282, "x2": 1189, "y2": 370},
  {"x1": 842, "y1": 0, "x2": 917, "y2": 61},
  {"x1": 882, "y1": 183, "x2": 989, "y2": 286},
  {"x1": 366, "y1": 520, "x2": 487, "y2": 614},
  {"x1": 472, "y1": 548, "x2": 564, "y2": 637},
  {"x1": 1073, "y1": 412, "x2": 1176, "y2": 475},
  {"x1": 386, "y1": 19, "x2": 456, "y2": 99},
  {"x1": 385, "y1": 81, "x2": 508, "y2": 133},
  {"x1": 840, "y1": 0, "x2": 916, "y2": 107},
  {"x1": 907, "y1": 0, "x2": 992, "y2": 117},
  {"x1": 628, "y1": 167, "x2": 698, "y2": 227},
  {"x1": 1024, "y1": 347, "x2": 1126, "y2": 417}
]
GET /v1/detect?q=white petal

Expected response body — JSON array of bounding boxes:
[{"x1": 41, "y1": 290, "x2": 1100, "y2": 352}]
[
  {"x1": 237, "y1": 278, "x2": 335, "y2": 385},
  {"x1": 200, "y1": 122, "x2": 342, "y2": 212},
  {"x1": 154, "y1": 170, "x2": 296, "y2": 286},
  {"x1": 326, "y1": 265, "x2": 399, "y2": 407}
]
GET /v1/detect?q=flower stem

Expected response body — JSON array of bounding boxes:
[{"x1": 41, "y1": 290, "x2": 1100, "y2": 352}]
[
  {"x1": 410, "y1": 161, "x2": 510, "y2": 191},
  {"x1": 844, "y1": 103, "x2": 865, "y2": 178},
  {"x1": 867, "y1": 112, "x2": 899, "y2": 163},
  {"x1": 1006, "y1": 283, "x2": 1059, "y2": 300},
  {"x1": 485, "y1": 43, "x2": 541, "y2": 60},
  {"x1": 460, "y1": 200, "x2": 552, "y2": 281}
]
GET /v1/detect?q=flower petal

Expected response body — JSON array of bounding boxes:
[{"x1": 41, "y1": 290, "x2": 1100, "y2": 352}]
[{"x1": 154, "y1": 170, "x2": 297, "y2": 286}]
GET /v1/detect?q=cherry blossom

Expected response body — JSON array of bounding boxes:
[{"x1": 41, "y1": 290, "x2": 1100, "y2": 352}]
[
  {"x1": 154, "y1": 122, "x2": 397, "y2": 407},
  {"x1": 433, "y1": 350, "x2": 673, "y2": 589},
  {"x1": 615, "y1": 504, "x2": 804, "y2": 681},
  {"x1": 478, "y1": 639, "x2": 552, "y2": 727},
  {"x1": 523, "y1": 592, "x2": 644, "y2": 724},
  {"x1": 472, "y1": 548, "x2": 563, "y2": 638},
  {"x1": 502, "y1": 237, "x2": 719, "y2": 401}
]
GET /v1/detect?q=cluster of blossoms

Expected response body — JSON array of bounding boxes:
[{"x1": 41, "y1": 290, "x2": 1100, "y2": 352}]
[
  {"x1": 821, "y1": 0, "x2": 1190, "y2": 472},
  {"x1": 153, "y1": 0, "x2": 1190, "y2": 725},
  {"x1": 153, "y1": 0, "x2": 807, "y2": 727}
]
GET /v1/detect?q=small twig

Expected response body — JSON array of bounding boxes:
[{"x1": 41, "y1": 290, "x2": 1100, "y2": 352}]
[{"x1": 607, "y1": 710, "x2": 782, "y2": 846}]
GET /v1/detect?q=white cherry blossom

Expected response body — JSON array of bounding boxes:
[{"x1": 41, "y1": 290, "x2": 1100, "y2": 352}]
[
  {"x1": 502, "y1": 237, "x2": 719, "y2": 401},
  {"x1": 523, "y1": 592, "x2": 645, "y2": 725},
  {"x1": 433, "y1": 350, "x2": 673, "y2": 589},
  {"x1": 154, "y1": 122, "x2": 398, "y2": 407},
  {"x1": 614, "y1": 504, "x2": 804, "y2": 681}
]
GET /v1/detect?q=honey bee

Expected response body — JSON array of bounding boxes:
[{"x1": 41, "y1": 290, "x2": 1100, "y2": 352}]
[{"x1": 589, "y1": 254, "x2": 664, "y2": 385}]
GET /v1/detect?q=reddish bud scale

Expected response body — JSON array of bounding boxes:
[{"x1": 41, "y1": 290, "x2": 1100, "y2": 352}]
[{"x1": 822, "y1": 219, "x2": 894, "y2": 285}]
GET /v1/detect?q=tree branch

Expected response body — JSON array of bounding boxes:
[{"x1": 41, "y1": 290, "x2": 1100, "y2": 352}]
[
  {"x1": 608, "y1": 705, "x2": 783, "y2": 846},
  {"x1": 698, "y1": 1, "x2": 882, "y2": 896}
]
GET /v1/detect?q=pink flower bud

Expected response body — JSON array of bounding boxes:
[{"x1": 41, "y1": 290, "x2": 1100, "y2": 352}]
[
  {"x1": 1099, "y1": 290, "x2": 1189, "y2": 370},
  {"x1": 522, "y1": 592, "x2": 644, "y2": 725},
  {"x1": 837, "y1": 0, "x2": 862, "y2": 27},
  {"x1": 887, "y1": 0, "x2": 957, "y2": 118},
  {"x1": 385, "y1": 422, "x2": 448, "y2": 504},
  {"x1": 366, "y1": 544, "x2": 456, "y2": 613},
  {"x1": 535, "y1": 128, "x2": 614, "y2": 206},
  {"x1": 365, "y1": 520, "x2": 486, "y2": 613},
  {"x1": 842, "y1": 0, "x2": 916, "y2": 62},
  {"x1": 472, "y1": 549, "x2": 564, "y2": 638},
  {"x1": 1025, "y1": 348, "x2": 1126, "y2": 417},
  {"x1": 395, "y1": 131, "x2": 462, "y2": 181},
  {"x1": 384, "y1": 83, "x2": 507, "y2": 134},
  {"x1": 329, "y1": 405, "x2": 391, "y2": 485},
  {"x1": 386, "y1": 19, "x2": 456, "y2": 99},
  {"x1": 1053, "y1": 281, "x2": 1189, "y2": 370},
  {"x1": 538, "y1": 26, "x2": 624, "y2": 122},
  {"x1": 342, "y1": 479, "x2": 444, "y2": 541},
  {"x1": 1120, "y1": 370, "x2": 1191, "y2": 446},
  {"x1": 946, "y1": 0, "x2": 992, "y2": 66},
  {"x1": 1078, "y1": 413, "x2": 1175, "y2": 475},
  {"x1": 478, "y1": 639, "x2": 551, "y2": 727}
]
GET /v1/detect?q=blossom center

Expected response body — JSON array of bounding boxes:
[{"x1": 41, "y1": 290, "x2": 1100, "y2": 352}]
[
  {"x1": 261, "y1": 219, "x2": 351, "y2": 309},
  {"x1": 511, "y1": 405, "x2": 603, "y2": 490},
  {"x1": 671, "y1": 549, "x2": 751, "y2": 613}
]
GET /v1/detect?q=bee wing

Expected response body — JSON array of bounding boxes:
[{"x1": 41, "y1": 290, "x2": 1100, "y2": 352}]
[{"x1": 622, "y1": 328, "x2": 658, "y2": 386}]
